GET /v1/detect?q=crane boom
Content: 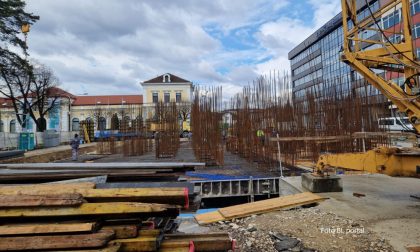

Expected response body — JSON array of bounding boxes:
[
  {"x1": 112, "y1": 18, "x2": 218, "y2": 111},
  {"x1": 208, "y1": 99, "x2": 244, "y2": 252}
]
[{"x1": 341, "y1": 0, "x2": 420, "y2": 133}]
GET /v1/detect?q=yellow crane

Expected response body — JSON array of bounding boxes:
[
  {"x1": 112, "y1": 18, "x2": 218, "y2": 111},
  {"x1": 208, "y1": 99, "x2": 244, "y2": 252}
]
[{"x1": 315, "y1": 0, "x2": 420, "y2": 177}]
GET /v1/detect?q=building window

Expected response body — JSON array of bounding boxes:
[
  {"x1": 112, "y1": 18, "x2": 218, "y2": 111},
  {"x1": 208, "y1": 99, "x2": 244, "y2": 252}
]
[
  {"x1": 10, "y1": 119, "x2": 16, "y2": 133},
  {"x1": 0, "y1": 120, "x2": 3, "y2": 132},
  {"x1": 72, "y1": 118, "x2": 80, "y2": 131},
  {"x1": 152, "y1": 92, "x2": 158, "y2": 103},
  {"x1": 176, "y1": 92, "x2": 182, "y2": 103},
  {"x1": 411, "y1": 0, "x2": 420, "y2": 15},
  {"x1": 98, "y1": 117, "x2": 106, "y2": 131},
  {"x1": 382, "y1": 10, "x2": 400, "y2": 30},
  {"x1": 388, "y1": 33, "x2": 401, "y2": 44},
  {"x1": 164, "y1": 93, "x2": 170, "y2": 103},
  {"x1": 416, "y1": 48, "x2": 420, "y2": 59},
  {"x1": 412, "y1": 23, "x2": 420, "y2": 39}
]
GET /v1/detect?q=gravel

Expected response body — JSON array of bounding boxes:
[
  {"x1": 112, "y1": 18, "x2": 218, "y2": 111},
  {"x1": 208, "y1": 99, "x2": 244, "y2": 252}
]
[{"x1": 209, "y1": 207, "x2": 396, "y2": 252}]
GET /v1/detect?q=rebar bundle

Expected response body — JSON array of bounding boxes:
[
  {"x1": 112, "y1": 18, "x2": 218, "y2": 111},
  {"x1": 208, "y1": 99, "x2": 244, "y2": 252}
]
[
  {"x1": 154, "y1": 102, "x2": 180, "y2": 158},
  {"x1": 95, "y1": 105, "x2": 152, "y2": 156},
  {"x1": 191, "y1": 86, "x2": 224, "y2": 165},
  {"x1": 226, "y1": 72, "x2": 390, "y2": 169}
]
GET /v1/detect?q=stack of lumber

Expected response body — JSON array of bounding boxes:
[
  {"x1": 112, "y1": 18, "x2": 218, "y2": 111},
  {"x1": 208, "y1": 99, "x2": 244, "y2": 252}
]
[
  {"x1": 0, "y1": 182, "x2": 234, "y2": 251},
  {"x1": 0, "y1": 162, "x2": 205, "y2": 183},
  {"x1": 195, "y1": 192, "x2": 326, "y2": 224}
]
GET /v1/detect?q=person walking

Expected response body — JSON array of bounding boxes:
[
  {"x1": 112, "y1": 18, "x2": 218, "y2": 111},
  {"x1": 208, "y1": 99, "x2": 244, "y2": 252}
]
[{"x1": 70, "y1": 134, "x2": 80, "y2": 161}]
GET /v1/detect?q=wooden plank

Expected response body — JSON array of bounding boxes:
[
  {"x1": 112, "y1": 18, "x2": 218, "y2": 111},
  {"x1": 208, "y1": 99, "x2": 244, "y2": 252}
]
[
  {"x1": 0, "y1": 222, "x2": 97, "y2": 236},
  {"x1": 51, "y1": 243, "x2": 121, "y2": 252},
  {"x1": 0, "y1": 187, "x2": 189, "y2": 208},
  {"x1": 406, "y1": 246, "x2": 420, "y2": 252},
  {"x1": 103, "y1": 224, "x2": 138, "y2": 239},
  {"x1": 270, "y1": 135, "x2": 351, "y2": 142},
  {"x1": 82, "y1": 188, "x2": 188, "y2": 208},
  {"x1": 219, "y1": 192, "x2": 324, "y2": 219},
  {"x1": 0, "y1": 229, "x2": 114, "y2": 251},
  {"x1": 0, "y1": 183, "x2": 96, "y2": 194},
  {"x1": 160, "y1": 240, "x2": 193, "y2": 252},
  {"x1": 159, "y1": 247, "x2": 192, "y2": 252},
  {"x1": 164, "y1": 233, "x2": 232, "y2": 252},
  {"x1": 195, "y1": 192, "x2": 325, "y2": 224},
  {"x1": 111, "y1": 236, "x2": 158, "y2": 252},
  {"x1": 139, "y1": 229, "x2": 161, "y2": 237},
  {"x1": 0, "y1": 193, "x2": 84, "y2": 207},
  {"x1": 0, "y1": 202, "x2": 173, "y2": 218},
  {"x1": 194, "y1": 211, "x2": 224, "y2": 224}
]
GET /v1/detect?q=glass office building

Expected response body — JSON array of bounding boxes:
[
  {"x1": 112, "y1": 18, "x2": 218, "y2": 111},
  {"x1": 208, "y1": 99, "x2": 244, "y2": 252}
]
[{"x1": 289, "y1": 0, "x2": 420, "y2": 116}]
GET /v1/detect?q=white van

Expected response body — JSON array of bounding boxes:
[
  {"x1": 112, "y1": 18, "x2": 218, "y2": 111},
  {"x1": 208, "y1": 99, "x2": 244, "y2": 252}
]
[{"x1": 378, "y1": 117, "x2": 414, "y2": 132}]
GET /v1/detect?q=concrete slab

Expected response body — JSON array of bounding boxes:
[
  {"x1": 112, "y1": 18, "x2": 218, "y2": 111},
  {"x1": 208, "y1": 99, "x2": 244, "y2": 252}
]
[
  {"x1": 301, "y1": 173, "x2": 343, "y2": 192},
  {"x1": 284, "y1": 174, "x2": 420, "y2": 251}
]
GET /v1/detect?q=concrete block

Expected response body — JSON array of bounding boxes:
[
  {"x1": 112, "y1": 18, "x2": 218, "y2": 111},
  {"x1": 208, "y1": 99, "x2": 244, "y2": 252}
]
[{"x1": 301, "y1": 173, "x2": 343, "y2": 193}]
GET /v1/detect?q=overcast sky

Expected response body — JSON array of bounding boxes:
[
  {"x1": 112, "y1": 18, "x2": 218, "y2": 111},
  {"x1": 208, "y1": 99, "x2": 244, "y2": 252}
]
[{"x1": 24, "y1": 0, "x2": 340, "y2": 98}]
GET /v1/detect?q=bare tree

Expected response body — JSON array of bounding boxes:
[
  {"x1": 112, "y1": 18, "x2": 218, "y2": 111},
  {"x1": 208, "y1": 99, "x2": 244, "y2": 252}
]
[
  {"x1": 0, "y1": 0, "x2": 39, "y2": 129},
  {"x1": 0, "y1": 59, "x2": 61, "y2": 132},
  {"x1": 0, "y1": 51, "x2": 35, "y2": 128},
  {"x1": 29, "y1": 64, "x2": 61, "y2": 131},
  {"x1": 178, "y1": 102, "x2": 191, "y2": 122}
]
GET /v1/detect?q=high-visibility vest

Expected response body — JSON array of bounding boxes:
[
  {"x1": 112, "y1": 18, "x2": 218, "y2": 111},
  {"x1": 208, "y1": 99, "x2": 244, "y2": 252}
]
[{"x1": 256, "y1": 130, "x2": 264, "y2": 137}]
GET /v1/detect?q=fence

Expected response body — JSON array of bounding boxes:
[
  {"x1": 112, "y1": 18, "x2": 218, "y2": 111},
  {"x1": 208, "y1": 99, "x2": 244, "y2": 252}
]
[{"x1": 0, "y1": 131, "x2": 79, "y2": 150}]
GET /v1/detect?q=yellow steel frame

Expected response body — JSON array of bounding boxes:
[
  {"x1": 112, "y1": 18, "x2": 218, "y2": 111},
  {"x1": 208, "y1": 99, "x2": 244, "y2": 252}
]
[
  {"x1": 341, "y1": 0, "x2": 420, "y2": 133},
  {"x1": 316, "y1": 147, "x2": 420, "y2": 177},
  {"x1": 315, "y1": 1, "x2": 420, "y2": 177}
]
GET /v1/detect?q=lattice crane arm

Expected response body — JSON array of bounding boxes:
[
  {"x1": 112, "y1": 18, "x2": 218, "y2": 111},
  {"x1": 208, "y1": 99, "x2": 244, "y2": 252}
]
[{"x1": 341, "y1": 0, "x2": 420, "y2": 134}]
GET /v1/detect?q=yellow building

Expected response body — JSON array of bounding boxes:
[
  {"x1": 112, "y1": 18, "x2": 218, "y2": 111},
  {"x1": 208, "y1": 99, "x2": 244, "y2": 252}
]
[
  {"x1": 141, "y1": 73, "x2": 193, "y2": 104},
  {"x1": 0, "y1": 73, "x2": 192, "y2": 139},
  {"x1": 141, "y1": 73, "x2": 193, "y2": 131}
]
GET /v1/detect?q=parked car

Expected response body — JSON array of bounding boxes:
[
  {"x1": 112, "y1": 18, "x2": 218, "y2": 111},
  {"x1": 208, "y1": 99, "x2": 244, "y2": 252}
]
[{"x1": 378, "y1": 117, "x2": 414, "y2": 132}]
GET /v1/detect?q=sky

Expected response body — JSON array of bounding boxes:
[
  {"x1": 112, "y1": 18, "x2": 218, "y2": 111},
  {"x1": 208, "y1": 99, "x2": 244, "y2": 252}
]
[{"x1": 24, "y1": 0, "x2": 341, "y2": 98}]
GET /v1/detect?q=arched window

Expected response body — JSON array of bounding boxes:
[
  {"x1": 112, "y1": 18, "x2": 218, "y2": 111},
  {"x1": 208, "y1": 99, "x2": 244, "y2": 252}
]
[
  {"x1": 98, "y1": 117, "x2": 106, "y2": 131},
  {"x1": 163, "y1": 74, "x2": 171, "y2": 83},
  {"x1": 36, "y1": 118, "x2": 46, "y2": 132},
  {"x1": 72, "y1": 118, "x2": 80, "y2": 131},
  {"x1": 0, "y1": 120, "x2": 3, "y2": 132},
  {"x1": 10, "y1": 120, "x2": 16, "y2": 133}
]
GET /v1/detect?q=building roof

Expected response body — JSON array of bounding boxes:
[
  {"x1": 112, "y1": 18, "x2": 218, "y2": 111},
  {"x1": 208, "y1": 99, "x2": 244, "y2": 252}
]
[
  {"x1": 47, "y1": 87, "x2": 77, "y2": 99},
  {"x1": 73, "y1": 95, "x2": 143, "y2": 106},
  {"x1": 27, "y1": 87, "x2": 77, "y2": 99},
  {"x1": 288, "y1": 13, "x2": 342, "y2": 60},
  {"x1": 0, "y1": 97, "x2": 13, "y2": 108},
  {"x1": 143, "y1": 73, "x2": 191, "y2": 84}
]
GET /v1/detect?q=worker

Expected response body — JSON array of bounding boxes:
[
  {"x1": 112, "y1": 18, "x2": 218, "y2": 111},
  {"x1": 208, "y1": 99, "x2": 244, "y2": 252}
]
[
  {"x1": 256, "y1": 129, "x2": 265, "y2": 144},
  {"x1": 70, "y1": 134, "x2": 80, "y2": 161}
]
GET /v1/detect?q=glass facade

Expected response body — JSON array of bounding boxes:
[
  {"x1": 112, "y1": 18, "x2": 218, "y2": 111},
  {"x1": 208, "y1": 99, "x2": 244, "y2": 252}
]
[
  {"x1": 290, "y1": 0, "x2": 420, "y2": 103},
  {"x1": 292, "y1": 25, "x2": 353, "y2": 100}
]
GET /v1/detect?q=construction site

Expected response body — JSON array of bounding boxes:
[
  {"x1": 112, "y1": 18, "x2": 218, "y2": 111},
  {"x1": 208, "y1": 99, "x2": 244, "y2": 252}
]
[{"x1": 1, "y1": 0, "x2": 420, "y2": 252}]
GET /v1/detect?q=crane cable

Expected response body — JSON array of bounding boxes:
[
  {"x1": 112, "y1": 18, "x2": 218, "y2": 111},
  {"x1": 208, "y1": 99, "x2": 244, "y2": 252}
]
[
  {"x1": 353, "y1": 0, "x2": 420, "y2": 101},
  {"x1": 363, "y1": 0, "x2": 420, "y2": 69}
]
